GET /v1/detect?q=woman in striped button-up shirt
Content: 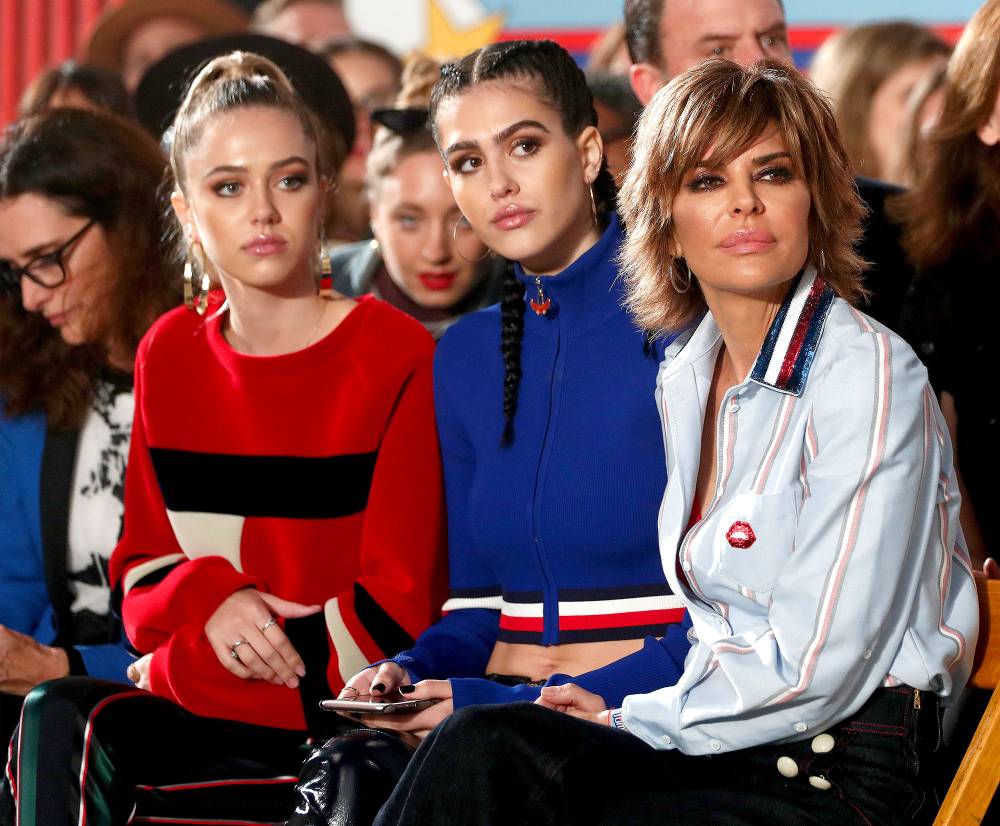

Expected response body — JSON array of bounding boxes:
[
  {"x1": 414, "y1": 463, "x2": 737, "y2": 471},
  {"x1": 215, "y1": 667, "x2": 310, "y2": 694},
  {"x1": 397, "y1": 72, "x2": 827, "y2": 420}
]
[{"x1": 374, "y1": 58, "x2": 980, "y2": 826}]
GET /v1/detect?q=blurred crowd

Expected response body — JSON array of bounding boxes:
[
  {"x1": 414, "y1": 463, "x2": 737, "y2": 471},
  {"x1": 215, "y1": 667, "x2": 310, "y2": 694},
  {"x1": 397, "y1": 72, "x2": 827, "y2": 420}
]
[{"x1": 0, "y1": 0, "x2": 997, "y2": 823}]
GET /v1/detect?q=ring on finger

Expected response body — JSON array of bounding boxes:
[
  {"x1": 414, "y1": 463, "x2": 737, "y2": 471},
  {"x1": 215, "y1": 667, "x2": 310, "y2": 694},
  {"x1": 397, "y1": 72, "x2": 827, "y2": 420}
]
[
  {"x1": 230, "y1": 638, "x2": 246, "y2": 660},
  {"x1": 260, "y1": 618, "x2": 278, "y2": 633},
  {"x1": 342, "y1": 686, "x2": 360, "y2": 698}
]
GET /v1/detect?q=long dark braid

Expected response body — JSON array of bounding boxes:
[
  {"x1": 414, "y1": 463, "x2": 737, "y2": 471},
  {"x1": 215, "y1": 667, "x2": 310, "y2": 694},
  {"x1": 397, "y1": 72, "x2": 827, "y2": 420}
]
[
  {"x1": 431, "y1": 40, "x2": 616, "y2": 445},
  {"x1": 499, "y1": 262, "x2": 526, "y2": 445}
]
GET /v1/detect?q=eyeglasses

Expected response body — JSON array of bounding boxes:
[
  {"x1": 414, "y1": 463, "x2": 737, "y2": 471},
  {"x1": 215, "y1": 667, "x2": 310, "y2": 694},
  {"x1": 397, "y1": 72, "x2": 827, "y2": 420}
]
[{"x1": 0, "y1": 219, "x2": 97, "y2": 295}]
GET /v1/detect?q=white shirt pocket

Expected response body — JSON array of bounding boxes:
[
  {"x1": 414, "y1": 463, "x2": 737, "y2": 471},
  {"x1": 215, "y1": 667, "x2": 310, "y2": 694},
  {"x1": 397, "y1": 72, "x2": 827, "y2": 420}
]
[{"x1": 710, "y1": 491, "x2": 798, "y2": 594}]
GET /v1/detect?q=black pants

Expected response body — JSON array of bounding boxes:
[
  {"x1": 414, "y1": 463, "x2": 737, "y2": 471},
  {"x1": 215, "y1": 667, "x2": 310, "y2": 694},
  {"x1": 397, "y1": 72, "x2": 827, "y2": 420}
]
[
  {"x1": 375, "y1": 687, "x2": 944, "y2": 826},
  {"x1": 0, "y1": 695, "x2": 22, "y2": 768},
  {"x1": 0, "y1": 677, "x2": 340, "y2": 826}
]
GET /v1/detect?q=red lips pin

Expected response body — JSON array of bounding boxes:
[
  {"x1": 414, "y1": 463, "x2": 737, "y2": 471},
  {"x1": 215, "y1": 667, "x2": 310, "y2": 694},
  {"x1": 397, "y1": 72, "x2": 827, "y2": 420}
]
[{"x1": 726, "y1": 521, "x2": 756, "y2": 549}]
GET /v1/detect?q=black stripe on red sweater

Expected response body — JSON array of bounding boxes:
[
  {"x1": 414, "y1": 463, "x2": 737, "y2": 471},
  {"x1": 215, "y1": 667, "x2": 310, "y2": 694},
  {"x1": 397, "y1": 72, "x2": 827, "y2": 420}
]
[{"x1": 149, "y1": 448, "x2": 378, "y2": 519}]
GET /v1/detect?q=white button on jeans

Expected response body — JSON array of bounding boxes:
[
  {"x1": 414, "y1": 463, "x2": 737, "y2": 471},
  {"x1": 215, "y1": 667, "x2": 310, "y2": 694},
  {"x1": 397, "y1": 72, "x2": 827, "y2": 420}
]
[
  {"x1": 709, "y1": 739, "x2": 722, "y2": 752},
  {"x1": 811, "y1": 733, "x2": 835, "y2": 753},
  {"x1": 661, "y1": 735, "x2": 672, "y2": 746},
  {"x1": 794, "y1": 722, "x2": 808, "y2": 733},
  {"x1": 776, "y1": 756, "x2": 798, "y2": 778},
  {"x1": 809, "y1": 775, "x2": 832, "y2": 791}
]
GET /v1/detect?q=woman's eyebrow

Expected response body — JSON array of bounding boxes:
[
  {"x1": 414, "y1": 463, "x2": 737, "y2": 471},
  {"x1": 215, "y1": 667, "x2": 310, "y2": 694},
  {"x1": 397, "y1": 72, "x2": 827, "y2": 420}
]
[
  {"x1": 203, "y1": 156, "x2": 310, "y2": 178},
  {"x1": 752, "y1": 151, "x2": 792, "y2": 165},
  {"x1": 445, "y1": 120, "x2": 551, "y2": 156}
]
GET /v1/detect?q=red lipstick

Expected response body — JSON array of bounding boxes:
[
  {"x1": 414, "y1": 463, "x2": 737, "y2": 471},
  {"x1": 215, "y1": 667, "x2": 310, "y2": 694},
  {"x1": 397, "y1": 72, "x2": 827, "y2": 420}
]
[{"x1": 417, "y1": 271, "x2": 458, "y2": 291}]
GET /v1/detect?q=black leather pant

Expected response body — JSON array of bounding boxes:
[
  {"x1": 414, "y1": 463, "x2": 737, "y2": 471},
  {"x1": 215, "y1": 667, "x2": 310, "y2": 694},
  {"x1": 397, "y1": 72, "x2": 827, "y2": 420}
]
[{"x1": 286, "y1": 729, "x2": 414, "y2": 826}]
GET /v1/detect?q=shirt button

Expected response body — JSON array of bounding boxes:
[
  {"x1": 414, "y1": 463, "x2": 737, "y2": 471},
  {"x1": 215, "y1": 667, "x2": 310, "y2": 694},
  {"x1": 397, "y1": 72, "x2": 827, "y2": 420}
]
[
  {"x1": 794, "y1": 722, "x2": 808, "y2": 733},
  {"x1": 862, "y1": 648, "x2": 872, "y2": 660},
  {"x1": 661, "y1": 735, "x2": 672, "y2": 746},
  {"x1": 709, "y1": 739, "x2": 722, "y2": 752},
  {"x1": 811, "y1": 733, "x2": 835, "y2": 753},
  {"x1": 809, "y1": 775, "x2": 832, "y2": 791},
  {"x1": 776, "y1": 756, "x2": 799, "y2": 778},
  {"x1": 682, "y1": 561, "x2": 692, "y2": 572}
]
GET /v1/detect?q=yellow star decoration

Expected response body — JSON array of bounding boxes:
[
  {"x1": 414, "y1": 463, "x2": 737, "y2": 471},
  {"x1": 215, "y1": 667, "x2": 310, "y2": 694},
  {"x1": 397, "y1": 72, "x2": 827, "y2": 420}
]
[{"x1": 426, "y1": 0, "x2": 505, "y2": 60}]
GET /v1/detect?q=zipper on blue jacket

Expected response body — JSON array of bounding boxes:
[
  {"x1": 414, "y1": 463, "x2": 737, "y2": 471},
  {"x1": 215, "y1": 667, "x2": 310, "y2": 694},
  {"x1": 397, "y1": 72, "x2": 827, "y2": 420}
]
[{"x1": 530, "y1": 321, "x2": 562, "y2": 646}]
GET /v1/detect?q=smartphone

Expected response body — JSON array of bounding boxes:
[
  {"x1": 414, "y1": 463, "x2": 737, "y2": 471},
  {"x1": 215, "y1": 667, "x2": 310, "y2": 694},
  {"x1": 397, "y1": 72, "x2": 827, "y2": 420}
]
[{"x1": 319, "y1": 693, "x2": 438, "y2": 714}]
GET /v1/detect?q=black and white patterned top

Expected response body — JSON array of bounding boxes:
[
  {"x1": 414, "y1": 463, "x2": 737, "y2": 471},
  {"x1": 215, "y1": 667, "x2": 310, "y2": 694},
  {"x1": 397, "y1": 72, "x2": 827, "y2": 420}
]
[{"x1": 66, "y1": 372, "x2": 133, "y2": 645}]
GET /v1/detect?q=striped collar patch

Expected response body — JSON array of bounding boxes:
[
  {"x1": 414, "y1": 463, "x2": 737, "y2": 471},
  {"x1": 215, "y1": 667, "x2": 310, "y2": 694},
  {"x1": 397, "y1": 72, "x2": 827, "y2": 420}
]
[{"x1": 750, "y1": 268, "x2": 835, "y2": 396}]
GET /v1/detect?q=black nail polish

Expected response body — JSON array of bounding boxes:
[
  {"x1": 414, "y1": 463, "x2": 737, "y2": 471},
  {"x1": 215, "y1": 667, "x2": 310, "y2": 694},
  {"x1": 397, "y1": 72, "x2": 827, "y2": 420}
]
[
  {"x1": 372, "y1": 682, "x2": 386, "y2": 693},
  {"x1": 399, "y1": 685, "x2": 416, "y2": 694}
]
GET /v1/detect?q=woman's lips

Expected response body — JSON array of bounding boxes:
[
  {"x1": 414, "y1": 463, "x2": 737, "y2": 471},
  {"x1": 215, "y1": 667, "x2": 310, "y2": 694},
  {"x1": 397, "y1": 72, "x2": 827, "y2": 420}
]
[
  {"x1": 243, "y1": 236, "x2": 288, "y2": 256},
  {"x1": 46, "y1": 309, "x2": 71, "y2": 328},
  {"x1": 418, "y1": 271, "x2": 457, "y2": 291},
  {"x1": 492, "y1": 205, "x2": 536, "y2": 231},
  {"x1": 719, "y1": 228, "x2": 776, "y2": 254}
]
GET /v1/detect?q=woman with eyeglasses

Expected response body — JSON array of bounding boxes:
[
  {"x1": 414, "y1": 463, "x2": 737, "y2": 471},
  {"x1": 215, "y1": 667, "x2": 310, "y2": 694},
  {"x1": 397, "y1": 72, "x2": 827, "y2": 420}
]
[{"x1": 0, "y1": 108, "x2": 180, "y2": 748}]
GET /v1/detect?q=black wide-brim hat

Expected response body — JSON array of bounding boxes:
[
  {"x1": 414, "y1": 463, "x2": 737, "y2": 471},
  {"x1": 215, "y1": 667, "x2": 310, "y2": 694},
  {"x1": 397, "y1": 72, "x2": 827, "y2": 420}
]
[{"x1": 134, "y1": 33, "x2": 356, "y2": 161}]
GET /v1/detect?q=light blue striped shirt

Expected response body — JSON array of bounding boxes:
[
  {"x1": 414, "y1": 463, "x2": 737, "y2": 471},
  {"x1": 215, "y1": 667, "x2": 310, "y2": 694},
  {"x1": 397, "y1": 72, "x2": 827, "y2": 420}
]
[{"x1": 613, "y1": 269, "x2": 979, "y2": 755}]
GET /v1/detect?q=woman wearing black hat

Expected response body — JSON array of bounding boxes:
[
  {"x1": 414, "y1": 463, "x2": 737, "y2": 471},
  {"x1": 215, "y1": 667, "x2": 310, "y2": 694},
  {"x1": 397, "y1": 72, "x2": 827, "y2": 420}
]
[
  {"x1": 329, "y1": 54, "x2": 502, "y2": 339},
  {"x1": 0, "y1": 51, "x2": 446, "y2": 826}
]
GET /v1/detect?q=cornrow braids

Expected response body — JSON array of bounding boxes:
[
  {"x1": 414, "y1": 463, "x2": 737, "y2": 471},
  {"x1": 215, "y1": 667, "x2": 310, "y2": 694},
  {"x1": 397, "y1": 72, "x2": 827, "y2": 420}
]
[
  {"x1": 431, "y1": 39, "x2": 615, "y2": 444},
  {"x1": 499, "y1": 262, "x2": 526, "y2": 446}
]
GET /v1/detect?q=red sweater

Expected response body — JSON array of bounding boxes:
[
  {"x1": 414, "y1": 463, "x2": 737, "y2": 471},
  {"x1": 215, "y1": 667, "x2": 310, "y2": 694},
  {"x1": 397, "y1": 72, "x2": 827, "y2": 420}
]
[{"x1": 110, "y1": 296, "x2": 447, "y2": 732}]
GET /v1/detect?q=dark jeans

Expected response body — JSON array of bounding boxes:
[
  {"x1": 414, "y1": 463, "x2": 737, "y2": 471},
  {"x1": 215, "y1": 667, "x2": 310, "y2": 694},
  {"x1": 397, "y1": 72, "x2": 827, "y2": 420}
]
[{"x1": 375, "y1": 686, "x2": 944, "y2": 826}]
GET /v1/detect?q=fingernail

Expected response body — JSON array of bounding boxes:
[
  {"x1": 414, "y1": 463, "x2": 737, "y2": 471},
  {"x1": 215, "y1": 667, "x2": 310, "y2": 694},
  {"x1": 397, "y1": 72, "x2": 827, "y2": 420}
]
[
  {"x1": 372, "y1": 682, "x2": 386, "y2": 693},
  {"x1": 288, "y1": 677, "x2": 300, "y2": 689},
  {"x1": 295, "y1": 664, "x2": 306, "y2": 677},
  {"x1": 399, "y1": 684, "x2": 415, "y2": 694}
]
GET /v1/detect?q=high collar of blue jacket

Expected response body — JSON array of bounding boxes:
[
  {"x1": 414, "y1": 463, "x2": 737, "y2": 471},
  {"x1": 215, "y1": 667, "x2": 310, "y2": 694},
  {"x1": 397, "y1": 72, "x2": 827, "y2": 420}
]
[
  {"x1": 663, "y1": 266, "x2": 837, "y2": 397},
  {"x1": 513, "y1": 212, "x2": 624, "y2": 337}
]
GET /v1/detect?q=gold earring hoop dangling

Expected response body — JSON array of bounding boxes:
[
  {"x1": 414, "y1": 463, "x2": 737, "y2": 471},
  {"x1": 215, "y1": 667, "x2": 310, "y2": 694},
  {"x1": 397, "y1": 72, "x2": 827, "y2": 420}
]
[
  {"x1": 668, "y1": 257, "x2": 691, "y2": 294},
  {"x1": 588, "y1": 177, "x2": 598, "y2": 225},
  {"x1": 183, "y1": 241, "x2": 211, "y2": 315},
  {"x1": 454, "y1": 215, "x2": 491, "y2": 263}
]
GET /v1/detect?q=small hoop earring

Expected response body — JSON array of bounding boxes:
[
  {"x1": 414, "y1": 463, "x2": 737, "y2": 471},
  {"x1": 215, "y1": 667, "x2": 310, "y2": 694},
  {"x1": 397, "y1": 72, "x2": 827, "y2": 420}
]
[
  {"x1": 317, "y1": 236, "x2": 333, "y2": 299},
  {"x1": 588, "y1": 179, "x2": 598, "y2": 225},
  {"x1": 454, "y1": 215, "x2": 491, "y2": 263},
  {"x1": 668, "y1": 257, "x2": 691, "y2": 294},
  {"x1": 183, "y1": 241, "x2": 211, "y2": 315}
]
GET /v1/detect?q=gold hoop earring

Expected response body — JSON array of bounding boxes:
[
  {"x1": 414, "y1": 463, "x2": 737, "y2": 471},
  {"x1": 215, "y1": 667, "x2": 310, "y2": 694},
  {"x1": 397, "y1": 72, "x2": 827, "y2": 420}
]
[
  {"x1": 317, "y1": 237, "x2": 333, "y2": 299},
  {"x1": 183, "y1": 241, "x2": 211, "y2": 315},
  {"x1": 668, "y1": 257, "x2": 691, "y2": 294},
  {"x1": 588, "y1": 178, "x2": 598, "y2": 225},
  {"x1": 454, "y1": 215, "x2": 491, "y2": 263}
]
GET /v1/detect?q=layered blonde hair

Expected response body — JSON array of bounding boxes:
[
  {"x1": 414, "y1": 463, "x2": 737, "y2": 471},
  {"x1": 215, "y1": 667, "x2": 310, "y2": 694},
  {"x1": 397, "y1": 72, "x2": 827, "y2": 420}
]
[
  {"x1": 619, "y1": 58, "x2": 867, "y2": 333},
  {"x1": 894, "y1": 0, "x2": 1000, "y2": 268}
]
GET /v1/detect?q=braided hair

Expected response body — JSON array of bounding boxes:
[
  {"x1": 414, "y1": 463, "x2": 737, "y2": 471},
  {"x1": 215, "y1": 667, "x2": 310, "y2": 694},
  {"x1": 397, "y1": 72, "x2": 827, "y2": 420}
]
[{"x1": 430, "y1": 40, "x2": 616, "y2": 445}]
